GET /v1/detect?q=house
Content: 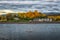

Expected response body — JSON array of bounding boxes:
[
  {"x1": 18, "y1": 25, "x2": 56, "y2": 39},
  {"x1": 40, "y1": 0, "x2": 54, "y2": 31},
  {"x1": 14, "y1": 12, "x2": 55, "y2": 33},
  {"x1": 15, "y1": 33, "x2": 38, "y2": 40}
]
[
  {"x1": 47, "y1": 14, "x2": 60, "y2": 21},
  {"x1": 13, "y1": 17, "x2": 20, "y2": 20},
  {"x1": 33, "y1": 18, "x2": 53, "y2": 22}
]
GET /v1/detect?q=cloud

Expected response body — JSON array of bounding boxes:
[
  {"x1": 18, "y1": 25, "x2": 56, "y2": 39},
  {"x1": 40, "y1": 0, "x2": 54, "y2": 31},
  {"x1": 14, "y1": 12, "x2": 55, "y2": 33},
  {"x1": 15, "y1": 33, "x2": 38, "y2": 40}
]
[
  {"x1": 0, "y1": 0, "x2": 40, "y2": 1},
  {"x1": 0, "y1": 0, "x2": 59, "y2": 1},
  {"x1": 0, "y1": 1, "x2": 41, "y2": 4},
  {"x1": 0, "y1": 1, "x2": 57, "y2": 4}
]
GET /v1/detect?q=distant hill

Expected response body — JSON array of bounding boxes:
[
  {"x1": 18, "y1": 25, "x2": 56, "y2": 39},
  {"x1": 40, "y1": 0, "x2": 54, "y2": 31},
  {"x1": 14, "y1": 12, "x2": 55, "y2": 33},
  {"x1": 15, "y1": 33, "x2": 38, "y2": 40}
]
[{"x1": 44, "y1": 12, "x2": 60, "y2": 15}]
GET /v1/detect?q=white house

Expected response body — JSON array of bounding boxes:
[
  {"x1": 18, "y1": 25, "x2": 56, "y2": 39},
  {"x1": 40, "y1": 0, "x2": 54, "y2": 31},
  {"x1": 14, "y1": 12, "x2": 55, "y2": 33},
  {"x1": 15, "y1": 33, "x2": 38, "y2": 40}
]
[
  {"x1": 13, "y1": 17, "x2": 20, "y2": 20},
  {"x1": 33, "y1": 18, "x2": 53, "y2": 22}
]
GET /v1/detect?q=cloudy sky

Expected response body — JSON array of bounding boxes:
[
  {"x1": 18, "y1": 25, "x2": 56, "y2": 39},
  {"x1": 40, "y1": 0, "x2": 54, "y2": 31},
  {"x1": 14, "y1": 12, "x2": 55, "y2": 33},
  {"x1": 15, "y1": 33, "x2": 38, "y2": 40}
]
[
  {"x1": 0, "y1": 0, "x2": 59, "y2": 13},
  {"x1": 0, "y1": 0, "x2": 59, "y2": 1},
  {"x1": 0, "y1": 0, "x2": 58, "y2": 4},
  {"x1": 1, "y1": 0, "x2": 39, "y2": 1}
]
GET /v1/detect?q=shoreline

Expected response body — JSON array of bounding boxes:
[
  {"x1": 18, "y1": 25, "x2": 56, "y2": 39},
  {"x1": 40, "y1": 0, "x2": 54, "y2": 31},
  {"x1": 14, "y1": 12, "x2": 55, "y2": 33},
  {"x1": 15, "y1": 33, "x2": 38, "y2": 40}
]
[{"x1": 0, "y1": 21, "x2": 60, "y2": 24}]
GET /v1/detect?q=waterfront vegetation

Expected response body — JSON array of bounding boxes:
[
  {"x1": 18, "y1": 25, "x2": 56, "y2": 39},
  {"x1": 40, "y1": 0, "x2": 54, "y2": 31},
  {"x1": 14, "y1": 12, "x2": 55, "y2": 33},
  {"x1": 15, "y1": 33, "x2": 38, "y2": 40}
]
[{"x1": 0, "y1": 10, "x2": 60, "y2": 23}]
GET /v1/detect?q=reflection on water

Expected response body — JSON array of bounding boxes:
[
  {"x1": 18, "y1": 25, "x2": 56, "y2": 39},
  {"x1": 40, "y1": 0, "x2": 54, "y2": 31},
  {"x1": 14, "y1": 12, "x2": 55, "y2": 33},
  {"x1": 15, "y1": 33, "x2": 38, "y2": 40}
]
[{"x1": 0, "y1": 24, "x2": 60, "y2": 40}]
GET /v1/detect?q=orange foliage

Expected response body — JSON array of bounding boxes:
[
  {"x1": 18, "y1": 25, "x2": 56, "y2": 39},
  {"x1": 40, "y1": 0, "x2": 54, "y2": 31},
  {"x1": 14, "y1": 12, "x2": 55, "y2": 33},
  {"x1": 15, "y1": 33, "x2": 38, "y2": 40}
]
[
  {"x1": 25, "y1": 11, "x2": 34, "y2": 18},
  {"x1": 18, "y1": 10, "x2": 45, "y2": 19},
  {"x1": 33, "y1": 10, "x2": 41, "y2": 17}
]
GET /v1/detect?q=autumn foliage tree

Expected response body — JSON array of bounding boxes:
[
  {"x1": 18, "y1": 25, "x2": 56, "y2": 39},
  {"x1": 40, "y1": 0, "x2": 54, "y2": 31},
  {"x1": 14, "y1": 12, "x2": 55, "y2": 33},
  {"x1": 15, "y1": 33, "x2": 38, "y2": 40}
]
[
  {"x1": 33, "y1": 10, "x2": 41, "y2": 18},
  {"x1": 18, "y1": 10, "x2": 47, "y2": 20},
  {"x1": 18, "y1": 12, "x2": 26, "y2": 19},
  {"x1": 25, "y1": 11, "x2": 34, "y2": 19}
]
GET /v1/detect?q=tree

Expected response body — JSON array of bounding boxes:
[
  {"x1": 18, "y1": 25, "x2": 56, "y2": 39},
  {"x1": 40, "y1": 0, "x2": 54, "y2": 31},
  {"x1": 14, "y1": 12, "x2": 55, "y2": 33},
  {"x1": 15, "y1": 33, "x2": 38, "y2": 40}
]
[
  {"x1": 34, "y1": 10, "x2": 41, "y2": 17},
  {"x1": 6, "y1": 13, "x2": 11, "y2": 17},
  {"x1": 6, "y1": 13, "x2": 13, "y2": 20}
]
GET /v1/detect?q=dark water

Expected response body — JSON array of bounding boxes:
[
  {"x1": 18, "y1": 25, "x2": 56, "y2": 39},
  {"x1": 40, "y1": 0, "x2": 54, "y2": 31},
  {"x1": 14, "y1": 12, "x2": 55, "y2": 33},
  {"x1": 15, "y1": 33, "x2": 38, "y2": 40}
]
[{"x1": 0, "y1": 24, "x2": 60, "y2": 40}]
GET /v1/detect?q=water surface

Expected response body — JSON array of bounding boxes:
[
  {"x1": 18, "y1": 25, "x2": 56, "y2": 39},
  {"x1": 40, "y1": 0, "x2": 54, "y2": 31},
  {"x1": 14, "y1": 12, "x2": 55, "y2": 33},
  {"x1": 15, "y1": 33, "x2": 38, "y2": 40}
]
[{"x1": 0, "y1": 24, "x2": 60, "y2": 40}]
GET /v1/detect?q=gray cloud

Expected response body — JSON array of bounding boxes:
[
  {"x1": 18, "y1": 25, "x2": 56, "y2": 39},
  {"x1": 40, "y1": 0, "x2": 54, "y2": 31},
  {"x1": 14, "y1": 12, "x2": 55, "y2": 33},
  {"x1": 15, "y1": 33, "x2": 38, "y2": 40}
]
[
  {"x1": 0, "y1": 0, "x2": 39, "y2": 1},
  {"x1": 0, "y1": 0, "x2": 59, "y2": 1}
]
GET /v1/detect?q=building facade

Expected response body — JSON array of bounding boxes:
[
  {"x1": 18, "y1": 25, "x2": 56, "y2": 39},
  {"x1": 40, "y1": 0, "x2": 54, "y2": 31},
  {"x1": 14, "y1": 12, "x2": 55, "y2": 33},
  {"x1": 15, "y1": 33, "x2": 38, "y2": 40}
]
[{"x1": 33, "y1": 18, "x2": 53, "y2": 22}]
